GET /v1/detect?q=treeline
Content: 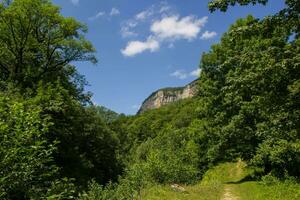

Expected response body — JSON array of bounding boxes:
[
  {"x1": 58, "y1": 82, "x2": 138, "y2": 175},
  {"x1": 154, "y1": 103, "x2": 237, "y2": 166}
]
[
  {"x1": 0, "y1": 0, "x2": 299, "y2": 199},
  {"x1": 0, "y1": 0, "x2": 121, "y2": 198}
]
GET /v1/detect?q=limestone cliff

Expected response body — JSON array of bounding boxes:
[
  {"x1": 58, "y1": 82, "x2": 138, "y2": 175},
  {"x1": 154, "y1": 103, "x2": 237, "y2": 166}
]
[{"x1": 137, "y1": 79, "x2": 198, "y2": 114}]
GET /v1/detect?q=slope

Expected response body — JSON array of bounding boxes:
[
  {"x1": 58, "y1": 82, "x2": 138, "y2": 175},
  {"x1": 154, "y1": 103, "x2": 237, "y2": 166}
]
[{"x1": 142, "y1": 161, "x2": 300, "y2": 200}]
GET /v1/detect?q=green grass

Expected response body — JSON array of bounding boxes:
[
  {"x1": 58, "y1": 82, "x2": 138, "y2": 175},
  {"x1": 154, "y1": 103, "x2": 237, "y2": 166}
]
[
  {"x1": 141, "y1": 161, "x2": 300, "y2": 200},
  {"x1": 232, "y1": 180, "x2": 300, "y2": 200},
  {"x1": 142, "y1": 183, "x2": 222, "y2": 200}
]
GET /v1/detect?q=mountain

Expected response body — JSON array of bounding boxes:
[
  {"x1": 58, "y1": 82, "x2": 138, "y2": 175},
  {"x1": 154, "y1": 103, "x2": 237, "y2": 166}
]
[
  {"x1": 93, "y1": 105, "x2": 121, "y2": 123},
  {"x1": 137, "y1": 79, "x2": 198, "y2": 114}
]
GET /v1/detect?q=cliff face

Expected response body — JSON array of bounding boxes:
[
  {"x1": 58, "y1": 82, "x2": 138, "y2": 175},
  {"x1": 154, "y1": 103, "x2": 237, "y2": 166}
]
[{"x1": 137, "y1": 79, "x2": 198, "y2": 114}]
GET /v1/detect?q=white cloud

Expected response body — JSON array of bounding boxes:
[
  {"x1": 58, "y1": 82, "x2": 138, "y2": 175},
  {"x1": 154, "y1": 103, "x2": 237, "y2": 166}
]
[
  {"x1": 135, "y1": 7, "x2": 154, "y2": 21},
  {"x1": 121, "y1": 37, "x2": 160, "y2": 57},
  {"x1": 88, "y1": 8, "x2": 120, "y2": 21},
  {"x1": 88, "y1": 11, "x2": 105, "y2": 21},
  {"x1": 120, "y1": 2, "x2": 211, "y2": 57},
  {"x1": 121, "y1": 2, "x2": 174, "y2": 39},
  {"x1": 121, "y1": 21, "x2": 138, "y2": 38},
  {"x1": 159, "y1": 5, "x2": 171, "y2": 13},
  {"x1": 170, "y1": 70, "x2": 188, "y2": 80},
  {"x1": 151, "y1": 16, "x2": 208, "y2": 41},
  {"x1": 135, "y1": 2, "x2": 172, "y2": 21},
  {"x1": 70, "y1": 0, "x2": 79, "y2": 5},
  {"x1": 170, "y1": 68, "x2": 201, "y2": 79},
  {"x1": 200, "y1": 31, "x2": 217, "y2": 39},
  {"x1": 110, "y1": 8, "x2": 120, "y2": 16},
  {"x1": 190, "y1": 68, "x2": 201, "y2": 77},
  {"x1": 121, "y1": 27, "x2": 138, "y2": 38}
]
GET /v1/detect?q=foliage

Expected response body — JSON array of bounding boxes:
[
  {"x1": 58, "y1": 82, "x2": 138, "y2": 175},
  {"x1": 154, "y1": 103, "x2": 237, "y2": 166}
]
[
  {"x1": 198, "y1": 0, "x2": 300, "y2": 177},
  {"x1": 208, "y1": 0, "x2": 268, "y2": 12},
  {"x1": 78, "y1": 180, "x2": 116, "y2": 200},
  {"x1": 0, "y1": 91, "x2": 75, "y2": 199},
  {"x1": 30, "y1": 82, "x2": 121, "y2": 188},
  {"x1": 0, "y1": 1, "x2": 121, "y2": 198},
  {"x1": 141, "y1": 162, "x2": 300, "y2": 200},
  {"x1": 0, "y1": 0, "x2": 96, "y2": 91},
  {"x1": 135, "y1": 127, "x2": 200, "y2": 184},
  {"x1": 92, "y1": 105, "x2": 121, "y2": 123}
]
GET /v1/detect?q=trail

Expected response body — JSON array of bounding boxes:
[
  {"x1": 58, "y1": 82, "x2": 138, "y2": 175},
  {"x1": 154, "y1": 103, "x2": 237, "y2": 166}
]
[
  {"x1": 143, "y1": 161, "x2": 246, "y2": 200},
  {"x1": 221, "y1": 160, "x2": 243, "y2": 200},
  {"x1": 222, "y1": 185, "x2": 238, "y2": 200}
]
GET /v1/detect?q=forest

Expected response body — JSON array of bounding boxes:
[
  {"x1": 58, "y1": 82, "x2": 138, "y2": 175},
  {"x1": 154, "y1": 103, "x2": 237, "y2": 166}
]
[{"x1": 0, "y1": 0, "x2": 299, "y2": 199}]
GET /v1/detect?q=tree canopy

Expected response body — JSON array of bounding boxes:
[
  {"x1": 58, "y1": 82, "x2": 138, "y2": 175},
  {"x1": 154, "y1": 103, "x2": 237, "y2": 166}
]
[{"x1": 0, "y1": 0, "x2": 96, "y2": 91}]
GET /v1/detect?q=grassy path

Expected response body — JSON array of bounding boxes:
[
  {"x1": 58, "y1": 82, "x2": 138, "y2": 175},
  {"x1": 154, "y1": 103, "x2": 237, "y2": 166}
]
[
  {"x1": 142, "y1": 161, "x2": 300, "y2": 200},
  {"x1": 221, "y1": 160, "x2": 242, "y2": 200},
  {"x1": 222, "y1": 185, "x2": 238, "y2": 200}
]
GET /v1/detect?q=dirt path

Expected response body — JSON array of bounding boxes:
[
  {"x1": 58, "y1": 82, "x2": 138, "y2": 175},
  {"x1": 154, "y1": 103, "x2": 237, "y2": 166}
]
[
  {"x1": 222, "y1": 185, "x2": 238, "y2": 200},
  {"x1": 221, "y1": 160, "x2": 243, "y2": 200}
]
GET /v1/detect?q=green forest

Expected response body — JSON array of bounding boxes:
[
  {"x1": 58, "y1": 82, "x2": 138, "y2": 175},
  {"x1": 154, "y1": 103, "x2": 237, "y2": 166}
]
[{"x1": 0, "y1": 0, "x2": 299, "y2": 199}]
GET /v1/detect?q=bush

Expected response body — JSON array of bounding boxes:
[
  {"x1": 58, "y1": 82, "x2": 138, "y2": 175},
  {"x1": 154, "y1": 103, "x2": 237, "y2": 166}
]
[
  {"x1": 133, "y1": 127, "x2": 200, "y2": 184},
  {"x1": 0, "y1": 92, "x2": 75, "y2": 199},
  {"x1": 252, "y1": 139, "x2": 300, "y2": 178}
]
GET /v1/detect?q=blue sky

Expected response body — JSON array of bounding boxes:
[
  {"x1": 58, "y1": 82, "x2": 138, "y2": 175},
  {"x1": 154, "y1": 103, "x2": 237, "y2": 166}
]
[{"x1": 52, "y1": 0, "x2": 285, "y2": 115}]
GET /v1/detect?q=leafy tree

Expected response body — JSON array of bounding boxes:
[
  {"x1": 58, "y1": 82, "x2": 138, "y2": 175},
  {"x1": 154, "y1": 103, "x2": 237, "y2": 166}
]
[
  {"x1": 0, "y1": 91, "x2": 76, "y2": 199},
  {"x1": 208, "y1": 0, "x2": 268, "y2": 12},
  {"x1": 0, "y1": 0, "x2": 121, "y2": 194},
  {"x1": 208, "y1": 0, "x2": 300, "y2": 37},
  {"x1": 92, "y1": 105, "x2": 121, "y2": 123},
  {"x1": 0, "y1": 0, "x2": 96, "y2": 92},
  {"x1": 30, "y1": 83, "x2": 121, "y2": 188},
  {"x1": 200, "y1": 0, "x2": 300, "y2": 177}
]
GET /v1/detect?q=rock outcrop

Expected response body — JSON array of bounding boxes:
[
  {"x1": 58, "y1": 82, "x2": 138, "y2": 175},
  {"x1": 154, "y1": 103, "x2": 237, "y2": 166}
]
[{"x1": 137, "y1": 79, "x2": 198, "y2": 114}]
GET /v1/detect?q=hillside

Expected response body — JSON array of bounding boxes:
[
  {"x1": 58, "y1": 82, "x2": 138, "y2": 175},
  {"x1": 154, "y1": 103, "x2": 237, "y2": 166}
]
[
  {"x1": 142, "y1": 161, "x2": 300, "y2": 200},
  {"x1": 138, "y1": 79, "x2": 198, "y2": 114}
]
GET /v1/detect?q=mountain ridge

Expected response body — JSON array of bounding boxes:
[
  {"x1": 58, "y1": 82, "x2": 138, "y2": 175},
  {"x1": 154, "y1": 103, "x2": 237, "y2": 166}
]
[{"x1": 137, "y1": 79, "x2": 199, "y2": 114}]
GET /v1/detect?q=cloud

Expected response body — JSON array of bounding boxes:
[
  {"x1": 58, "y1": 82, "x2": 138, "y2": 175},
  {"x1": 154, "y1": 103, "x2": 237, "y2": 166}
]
[
  {"x1": 88, "y1": 8, "x2": 120, "y2": 21},
  {"x1": 151, "y1": 16, "x2": 208, "y2": 41},
  {"x1": 110, "y1": 8, "x2": 120, "y2": 16},
  {"x1": 88, "y1": 11, "x2": 105, "y2": 21},
  {"x1": 121, "y1": 21, "x2": 138, "y2": 38},
  {"x1": 135, "y1": 2, "x2": 173, "y2": 21},
  {"x1": 159, "y1": 3, "x2": 171, "y2": 13},
  {"x1": 135, "y1": 7, "x2": 155, "y2": 21},
  {"x1": 70, "y1": 0, "x2": 79, "y2": 5},
  {"x1": 121, "y1": 27, "x2": 138, "y2": 38},
  {"x1": 190, "y1": 68, "x2": 201, "y2": 77},
  {"x1": 121, "y1": 37, "x2": 160, "y2": 57},
  {"x1": 170, "y1": 68, "x2": 201, "y2": 79},
  {"x1": 121, "y1": 2, "x2": 174, "y2": 39},
  {"x1": 170, "y1": 70, "x2": 188, "y2": 79},
  {"x1": 120, "y1": 2, "x2": 211, "y2": 57},
  {"x1": 200, "y1": 31, "x2": 217, "y2": 39}
]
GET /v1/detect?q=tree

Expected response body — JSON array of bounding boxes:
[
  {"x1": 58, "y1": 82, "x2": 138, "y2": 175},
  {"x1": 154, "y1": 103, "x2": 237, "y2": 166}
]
[
  {"x1": 0, "y1": 0, "x2": 122, "y2": 193},
  {"x1": 92, "y1": 105, "x2": 121, "y2": 123},
  {"x1": 208, "y1": 0, "x2": 268, "y2": 12},
  {"x1": 208, "y1": 0, "x2": 300, "y2": 37},
  {"x1": 200, "y1": 0, "x2": 300, "y2": 177},
  {"x1": 0, "y1": 91, "x2": 76, "y2": 199},
  {"x1": 0, "y1": 0, "x2": 96, "y2": 91}
]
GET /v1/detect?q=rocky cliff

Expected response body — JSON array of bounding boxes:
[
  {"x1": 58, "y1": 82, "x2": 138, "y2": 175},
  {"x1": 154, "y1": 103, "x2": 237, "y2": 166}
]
[{"x1": 137, "y1": 79, "x2": 198, "y2": 114}]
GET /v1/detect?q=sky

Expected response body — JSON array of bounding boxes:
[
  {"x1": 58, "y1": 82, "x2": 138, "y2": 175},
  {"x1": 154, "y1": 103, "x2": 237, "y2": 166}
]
[{"x1": 52, "y1": 0, "x2": 285, "y2": 115}]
